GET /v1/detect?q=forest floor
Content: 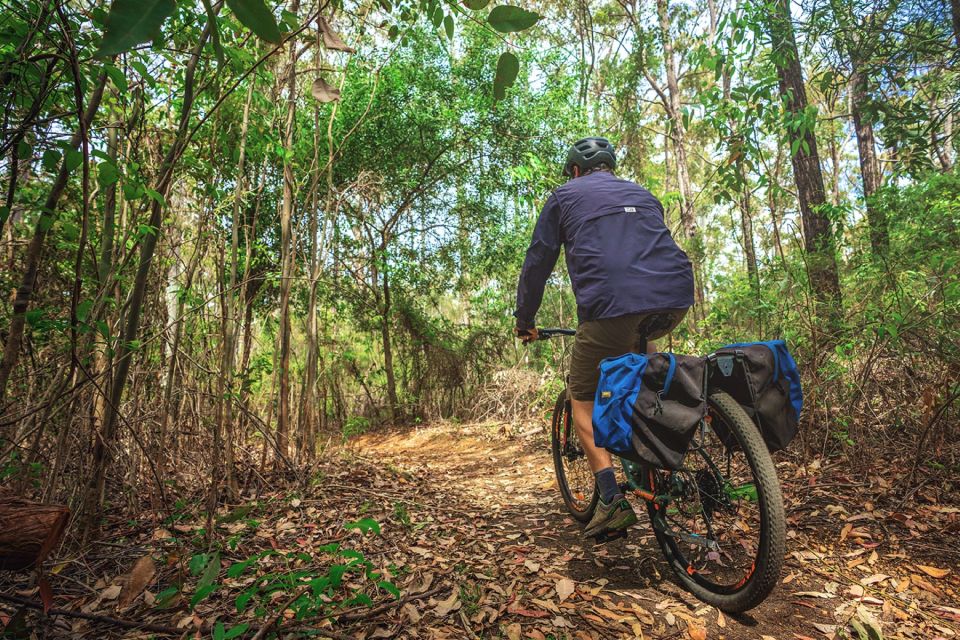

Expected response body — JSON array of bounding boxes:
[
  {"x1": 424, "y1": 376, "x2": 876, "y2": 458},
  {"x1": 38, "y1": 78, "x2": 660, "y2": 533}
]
[{"x1": 3, "y1": 421, "x2": 960, "y2": 639}]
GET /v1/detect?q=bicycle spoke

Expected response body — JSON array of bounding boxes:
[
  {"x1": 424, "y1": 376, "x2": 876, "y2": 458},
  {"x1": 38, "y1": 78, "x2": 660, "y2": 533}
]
[{"x1": 650, "y1": 416, "x2": 766, "y2": 588}]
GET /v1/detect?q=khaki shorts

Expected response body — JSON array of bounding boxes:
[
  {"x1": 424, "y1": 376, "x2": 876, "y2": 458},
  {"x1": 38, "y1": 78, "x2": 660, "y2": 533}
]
[{"x1": 568, "y1": 309, "x2": 688, "y2": 401}]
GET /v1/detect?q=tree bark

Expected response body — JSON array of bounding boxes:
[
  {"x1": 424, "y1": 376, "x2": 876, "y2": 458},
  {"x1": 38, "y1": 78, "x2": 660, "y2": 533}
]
[
  {"x1": 380, "y1": 258, "x2": 399, "y2": 422},
  {"x1": 277, "y1": 0, "x2": 301, "y2": 460},
  {"x1": 0, "y1": 498, "x2": 69, "y2": 572},
  {"x1": 736, "y1": 160, "x2": 759, "y2": 292},
  {"x1": 655, "y1": 0, "x2": 704, "y2": 318},
  {"x1": 83, "y1": 21, "x2": 214, "y2": 531},
  {"x1": 218, "y1": 80, "x2": 253, "y2": 496},
  {"x1": 952, "y1": 0, "x2": 960, "y2": 49},
  {"x1": 765, "y1": 0, "x2": 842, "y2": 322},
  {"x1": 849, "y1": 62, "x2": 887, "y2": 253}
]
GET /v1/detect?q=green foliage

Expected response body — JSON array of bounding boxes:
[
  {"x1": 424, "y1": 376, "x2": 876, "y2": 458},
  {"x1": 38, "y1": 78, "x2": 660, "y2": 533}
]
[
  {"x1": 493, "y1": 51, "x2": 519, "y2": 100},
  {"x1": 487, "y1": 6, "x2": 541, "y2": 33},
  {"x1": 344, "y1": 517, "x2": 382, "y2": 535},
  {"x1": 95, "y1": 0, "x2": 176, "y2": 56},
  {"x1": 225, "y1": 0, "x2": 282, "y2": 43}
]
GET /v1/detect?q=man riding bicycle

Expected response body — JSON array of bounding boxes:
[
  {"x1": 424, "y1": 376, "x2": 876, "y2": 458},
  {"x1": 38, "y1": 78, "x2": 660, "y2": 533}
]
[{"x1": 514, "y1": 137, "x2": 695, "y2": 539}]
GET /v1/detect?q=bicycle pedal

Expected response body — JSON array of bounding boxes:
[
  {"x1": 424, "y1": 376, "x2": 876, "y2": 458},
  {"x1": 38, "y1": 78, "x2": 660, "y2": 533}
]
[{"x1": 590, "y1": 529, "x2": 627, "y2": 545}]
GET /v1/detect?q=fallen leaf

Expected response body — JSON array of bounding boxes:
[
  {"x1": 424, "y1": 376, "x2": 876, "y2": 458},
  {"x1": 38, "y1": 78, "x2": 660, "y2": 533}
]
[
  {"x1": 687, "y1": 621, "x2": 707, "y2": 640},
  {"x1": 37, "y1": 576, "x2": 52, "y2": 614},
  {"x1": 556, "y1": 578, "x2": 575, "y2": 603},
  {"x1": 101, "y1": 584, "x2": 122, "y2": 600},
  {"x1": 530, "y1": 598, "x2": 559, "y2": 614},
  {"x1": 433, "y1": 590, "x2": 460, "y2": 617},
  {"x1": 118, "y1": 556, "x2": 156, "y2": 609},
  {"x1": 911, "y1": 574, "x2": 943, "y2": 596},
  {"x1": 918, "y1": 565, "x2": 950, "y2": 579},
  {"x1": 553, "y1": 615, "x2": 574, "y2": 628},
  {"x1": 524, "y1": 559, "x2": 541, "y2": 573},
  {"x1": 402, "y1": 603, "x2": 421, "y2": 624},
  {"x1": 505, "y1": 622, "x2": 522, "y2": 640},
  {"x1": 839, "y1": 523, "x2": 853, "y2": 542}
]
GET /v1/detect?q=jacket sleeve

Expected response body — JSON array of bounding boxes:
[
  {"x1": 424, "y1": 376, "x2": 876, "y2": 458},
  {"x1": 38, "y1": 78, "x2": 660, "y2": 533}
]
[{"x1": 514, "y1": 194, "x2": 562, "y2": 330}]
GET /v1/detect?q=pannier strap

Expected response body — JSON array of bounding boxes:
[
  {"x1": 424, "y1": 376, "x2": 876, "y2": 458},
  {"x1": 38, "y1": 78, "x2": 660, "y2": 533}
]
[{"x1": 661, "y1": 353, "x2": 677, "y2": 396}]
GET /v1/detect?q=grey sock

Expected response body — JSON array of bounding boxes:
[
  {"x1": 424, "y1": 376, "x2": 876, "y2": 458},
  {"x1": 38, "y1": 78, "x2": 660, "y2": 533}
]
[{"x1": 595, "y1": 467, "x2": 619, "y2": 504}]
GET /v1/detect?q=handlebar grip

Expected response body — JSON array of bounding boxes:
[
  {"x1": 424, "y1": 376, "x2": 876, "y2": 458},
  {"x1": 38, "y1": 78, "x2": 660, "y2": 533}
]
[{"x1": 537, "y1": 328, "x2": 577, "y2": 339}]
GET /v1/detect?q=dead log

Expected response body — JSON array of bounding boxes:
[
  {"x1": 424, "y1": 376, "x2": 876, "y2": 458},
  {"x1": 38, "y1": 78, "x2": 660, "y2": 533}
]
[{"x1": 0, "y1": 498, "x2": 69, "y2": 572}]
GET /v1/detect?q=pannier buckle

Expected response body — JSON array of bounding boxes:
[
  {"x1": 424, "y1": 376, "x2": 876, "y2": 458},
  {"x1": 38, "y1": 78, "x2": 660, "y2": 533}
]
[{"x1": 716, "y1": 355, "x2": 735, "y2": 377}]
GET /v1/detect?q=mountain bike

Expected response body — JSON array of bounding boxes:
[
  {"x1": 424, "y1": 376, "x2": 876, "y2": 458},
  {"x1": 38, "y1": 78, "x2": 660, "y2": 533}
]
[{"x1": 537, "y1": 327, "x2": 785, "y2": 613}]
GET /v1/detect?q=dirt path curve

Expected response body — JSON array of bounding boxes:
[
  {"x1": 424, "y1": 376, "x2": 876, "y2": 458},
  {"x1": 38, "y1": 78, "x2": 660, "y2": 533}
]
[{"x1": 348, "y1": 421, "x2": 960, "y2": 640}]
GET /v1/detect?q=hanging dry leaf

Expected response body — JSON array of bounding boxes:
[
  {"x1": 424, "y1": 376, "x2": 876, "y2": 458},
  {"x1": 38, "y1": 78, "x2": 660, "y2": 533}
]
[
  {"x1": 311, "y1": 77, "x2": 341, "y2": 103},
  {"x1": 918, "y1": 565, "x2": 950, "y2": 579},
  {"x1": 118, "y1": 555, "x2": 156, "y2": 609},
  {"x1": 317, "y1": 16, "x2": 355, "y2": 53},
  {"x1": 556, "y1": 577, "x2": 575, "y2": 602}
]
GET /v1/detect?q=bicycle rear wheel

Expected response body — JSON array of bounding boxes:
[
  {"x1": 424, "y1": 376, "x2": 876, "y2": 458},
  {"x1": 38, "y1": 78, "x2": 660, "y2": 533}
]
[
  {"x1": 642, "y1": 391, "x2": 785, "y2": 612},
  {"x1": 551, "y1": 390, "x2": 598, "y2": 522}
]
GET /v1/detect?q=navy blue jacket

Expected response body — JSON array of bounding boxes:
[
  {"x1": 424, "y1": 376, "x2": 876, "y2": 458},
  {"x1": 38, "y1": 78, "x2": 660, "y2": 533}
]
[{"x1": 514, "y1": 171, "x2": 694, "y2": 329}]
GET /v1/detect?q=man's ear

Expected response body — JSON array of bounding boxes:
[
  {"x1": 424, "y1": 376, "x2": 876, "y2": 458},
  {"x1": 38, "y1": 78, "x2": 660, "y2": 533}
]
[{"x1": 573, "y1": 166, "x2": 580, "y2": 178}]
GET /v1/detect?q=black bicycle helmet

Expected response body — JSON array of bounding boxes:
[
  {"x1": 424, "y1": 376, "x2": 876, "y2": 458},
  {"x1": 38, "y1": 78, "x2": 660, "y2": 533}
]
[{"x1": 562, "y1": 137, "x2": 617, "y2": 177}]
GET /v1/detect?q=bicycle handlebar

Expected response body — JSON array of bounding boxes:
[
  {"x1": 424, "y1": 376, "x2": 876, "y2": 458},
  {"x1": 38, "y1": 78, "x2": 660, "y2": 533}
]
[{"x1": 536, "y1": 327, "x2": 576, "y2": 340}]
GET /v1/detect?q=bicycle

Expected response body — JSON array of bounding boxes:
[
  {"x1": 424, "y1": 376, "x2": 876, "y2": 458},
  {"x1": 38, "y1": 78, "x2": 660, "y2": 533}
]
[{"x1": 536, "y1": 327, "x2": 786, "y2": 613}]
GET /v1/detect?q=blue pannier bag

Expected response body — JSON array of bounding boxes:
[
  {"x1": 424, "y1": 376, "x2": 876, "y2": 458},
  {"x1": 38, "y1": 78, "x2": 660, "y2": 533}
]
[
  {"x1": 707, "y1": 339, "x2": 802, "y2": 451},
  {"x1": 593, "y1": 352, "x2": 707, "y2": 470}
]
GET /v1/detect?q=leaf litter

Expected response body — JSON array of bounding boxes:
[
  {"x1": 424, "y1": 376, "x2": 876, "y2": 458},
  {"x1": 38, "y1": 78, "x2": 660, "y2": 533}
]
[{"x1": 2, "y1": 421, "x2": 959, "y2": 638}]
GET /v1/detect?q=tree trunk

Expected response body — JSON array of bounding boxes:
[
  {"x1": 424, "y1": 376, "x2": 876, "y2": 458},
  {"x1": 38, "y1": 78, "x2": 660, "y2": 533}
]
[
  {"x1": 849, "y1": 61, "x2": 887, "y2": 254},
  {"x1": 765, "y1": 0, "x2": 842, "y2": 322},
  {"x1": 736, "y1": 161, "x2": 759, "y2": 291},
  {"x1": 952, "y1": 0, "x2": 960, "y2": 49},
  {"x1": 655, "y1": 0, "x2": 704, "y2": 319},
  {"x1": 0, "y1": 499, "x2": 69, "y2": 572},
  {"x1": 0, "y1": 73, "x2": 107, "y2": 401},
  {"x1": 218, "y1": 81, "x2": 253, "y2": 497},
  {"x1": 380, "y1": 256, "x2": 399, "y2": 422},
  {"x1": 276, "y1": 0, "x2": 301, "y2": 461},
  {"x1": 83, "y1": 21, "x2": 214, "y2": 532}
]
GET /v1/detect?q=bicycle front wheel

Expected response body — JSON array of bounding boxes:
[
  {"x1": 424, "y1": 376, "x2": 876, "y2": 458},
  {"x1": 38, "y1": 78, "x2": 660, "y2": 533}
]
[
  {"x1": 551, "y1": 389, "x2": 598, "y2": 522},
  {"x1": 642, "y1": 391, "x2": 785, "y2": 612}
]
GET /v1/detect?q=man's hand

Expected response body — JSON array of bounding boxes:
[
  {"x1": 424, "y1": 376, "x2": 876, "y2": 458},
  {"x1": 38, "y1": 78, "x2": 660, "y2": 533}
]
[{"x1": 514, "y1": 327, "x2": 539, "y2": 344}]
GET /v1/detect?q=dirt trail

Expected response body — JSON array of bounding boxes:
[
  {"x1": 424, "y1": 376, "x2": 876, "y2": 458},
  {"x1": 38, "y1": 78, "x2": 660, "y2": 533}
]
[
  {"x1": 5, "y1": 421, "x2": 957, "y2": 639},
  {"x1": 350, "y1": 421, "x2": 960, "y2": 640}
]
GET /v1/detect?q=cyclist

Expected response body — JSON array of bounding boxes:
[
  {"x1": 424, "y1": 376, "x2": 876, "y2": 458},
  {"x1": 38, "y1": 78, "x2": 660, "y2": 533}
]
[{"x1": 514, "y1": 137, "x2": 695, "y2": 539}]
